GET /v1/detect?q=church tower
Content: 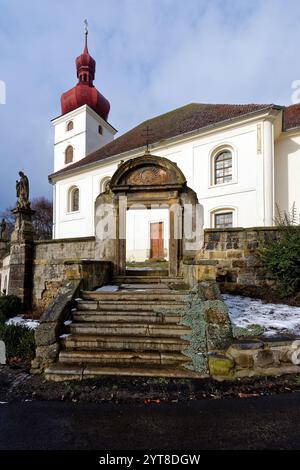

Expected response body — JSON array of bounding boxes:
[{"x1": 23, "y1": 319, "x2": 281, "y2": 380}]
[{"x1": 52, "y1": 25, "x2": 116, "y2": 173}]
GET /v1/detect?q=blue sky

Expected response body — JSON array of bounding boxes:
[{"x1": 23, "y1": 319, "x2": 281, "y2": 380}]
[{"x1": 0, "y1": 0, "x2": 300, "y2": 211}]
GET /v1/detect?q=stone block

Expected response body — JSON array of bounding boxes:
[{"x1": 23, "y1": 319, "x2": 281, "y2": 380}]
[
  {"x1": 208, "y1": 353, "x2": 234, "y2": 377},
  {"x1": 232, "y1": 259, "x2": 247, "y2": 268},
  {"x1": 208, "y1": 251, "x2": 224, "y2": 260},
  {"x1": 254, "y1": 349, "x2": 275, "y2": 367},
  {"x1": 34, "y1": 323, "x2": 58, "y2": 347},
  {"x1": 197, "y1": 281, "x2": 222, "y2": 301},
  {"x1": 195, "y1": 265, "x2": 217, "y2": 281},
  {"x1": 203, "y1": 300, "x2": 233, "y2": 350},
  {"x1": 226, "y1": 250, "x2": 243, "y2": 259},
  {"x1": 228, "y1": 340, "x2": 264, "y2": 351}
]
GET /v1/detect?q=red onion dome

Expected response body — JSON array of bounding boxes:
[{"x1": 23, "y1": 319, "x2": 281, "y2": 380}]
[{"x1": 60, "y1": 30, "x2": 110, "y2": 121}]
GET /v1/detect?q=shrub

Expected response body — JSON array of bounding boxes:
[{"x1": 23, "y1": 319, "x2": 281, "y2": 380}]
[
  {"x1": 0, "y1": 295, "x2": 22, "y2": 320},
  {"x1": 261, "y1": 204, "x2": 300, "y2": 298},
  {"x1": 0, "y1": 323, "x2": 35, "y2": 360},
  {"x1": 0, "y1": 311, "x2": 6, "y2": 325}
]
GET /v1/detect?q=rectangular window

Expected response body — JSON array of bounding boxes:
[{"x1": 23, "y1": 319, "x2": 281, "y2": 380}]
[{"x1": 214, "y1": 212, "x2": 233, "y2": 228}]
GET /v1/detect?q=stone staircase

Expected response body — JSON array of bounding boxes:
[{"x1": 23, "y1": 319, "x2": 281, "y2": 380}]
[{"x1": 45, "y1": 279, "x2": 199, "y2": 381}]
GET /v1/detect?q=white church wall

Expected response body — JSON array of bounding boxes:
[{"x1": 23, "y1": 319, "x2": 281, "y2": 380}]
[
  {"x1": 275, "y1": 133, "x2": 300, "y2": 220},
  {"x1": 54, "y1": 162, "x2": 118, "y2": 239},
  {"x1": 53, "y1": 114, "x2": 279, "y2": 240}
]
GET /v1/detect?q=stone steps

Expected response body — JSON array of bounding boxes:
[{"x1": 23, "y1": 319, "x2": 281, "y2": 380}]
[
  {"x1": 76, "y1": 300, "x2": 185, "y2": 312},
  {"x1": 62, "y1": 334, "x2": 189, "y2": 352},
  {"x1": 114, "y1": 276, "x2": 185, "y2": 285},
  {"x1": 81, "y1": 291, "x2": 188, "y2": 302},
  {"x1": 45, "y1": 364, "x2": 201, "y2": 381},
  {"x1": 70, "y1": 322, "x2": 190, "y2": 337},
  {"x1": 125, "y1": 269, "x2": 169, "y2": 277},
  {"x1": 58, "y1": 350, "x2": 189, "y2": 367},
  {"x1": 73, "y1": 311, "x2": 181, "y2": 324},
  {"x1": 45, "y1": 280, "x2": 193, "y2": 381}
]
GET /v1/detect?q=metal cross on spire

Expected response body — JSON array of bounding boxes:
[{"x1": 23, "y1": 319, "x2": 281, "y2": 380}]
[
  {"x1": 84, "y1": 19, "x2": 89, "y2": 35},
  {"x1": 141, "y1": 125, "x2": 154, "y2": 153}
]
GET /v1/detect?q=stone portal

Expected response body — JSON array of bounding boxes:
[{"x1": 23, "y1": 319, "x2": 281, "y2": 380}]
[{"x1": 95, "y1": 152, "x2": 204, "y2": 277}]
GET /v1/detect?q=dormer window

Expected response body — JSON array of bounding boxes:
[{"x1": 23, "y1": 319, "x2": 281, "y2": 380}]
[{"x1": 66, "y1": 121, "x2": 74, "y2": 131}]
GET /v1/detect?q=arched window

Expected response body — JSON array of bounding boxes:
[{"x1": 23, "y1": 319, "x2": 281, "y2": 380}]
[
  {"x1": 66, "y1": 121, "x2": 74, "y2": 131},
  {"x1": 68, "y1": 186, "x2": 79, "y2": 212},
  {"x1": 65, "y1": 145, "x2": 74, "y2": 164},
  {"x1": 98, "y1": 125, "x2": 103, "y2": 135},
  {"x1": 100, "y1": 177, "x2": 111, "y2": 194},
  {"x1": 214, "y1": 150, "x2": 232, "y2": 185},
  {"x1": 214, "y1": 210, "x2": 233, "y2": 228}
]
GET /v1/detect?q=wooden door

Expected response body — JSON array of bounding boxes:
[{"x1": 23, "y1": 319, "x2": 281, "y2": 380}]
[{"x1": 150, "y1": 222, "x2": 164, "y2": 259}]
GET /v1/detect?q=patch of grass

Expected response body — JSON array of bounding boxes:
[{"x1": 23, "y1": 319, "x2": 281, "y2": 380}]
[{"x1": 0, "y1": 323, "x2": 35, "y2": 360}]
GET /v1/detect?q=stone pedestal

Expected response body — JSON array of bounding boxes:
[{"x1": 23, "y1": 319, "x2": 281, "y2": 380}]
[
  {"x1": 8, "y1": 207, "x2": 35, "y2": 310},
  {"x1": 0, "y1": 240, "x2": 9, "y2": 260}
]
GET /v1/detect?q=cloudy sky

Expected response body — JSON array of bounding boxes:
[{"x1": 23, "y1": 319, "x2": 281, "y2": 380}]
[{"x1": 0, "y1": 0, "x2": 300, "y2": 211}]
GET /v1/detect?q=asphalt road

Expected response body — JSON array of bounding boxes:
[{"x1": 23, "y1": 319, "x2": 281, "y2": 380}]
[{"x1": 0, "y1": 393, "x2": 300, "y2": 450}]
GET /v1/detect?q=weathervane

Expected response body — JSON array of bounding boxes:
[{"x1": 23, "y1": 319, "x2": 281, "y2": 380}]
[{"x1": 141, "y1": 125, "x2": 154, "y2": 154}]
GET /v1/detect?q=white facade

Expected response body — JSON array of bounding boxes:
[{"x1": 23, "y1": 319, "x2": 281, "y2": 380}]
[
  {"x1": 52, "y1": 105, "x2": 116, "y2": 173},
  {"x1": 50, "y1": 105, "x2": 300, "y2": 247}
]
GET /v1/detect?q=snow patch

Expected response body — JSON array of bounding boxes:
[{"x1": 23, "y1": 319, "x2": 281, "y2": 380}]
[
  {"x1": 224, "y1": 294, "x2": 300, "y2": 337},
  {"x1": 95, "y1": 285, "x2": 119, "y2": 292},
  {"x1": 6, "y1": 317, "x2": 39, "y2": 330}
]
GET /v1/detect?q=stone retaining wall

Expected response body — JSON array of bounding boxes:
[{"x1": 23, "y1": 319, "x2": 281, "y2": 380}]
[
  {"x1": 32, "y1": 237, "x2": 111, "y2": 311},
  {"x1": 183, "y1": 227, "x2": 280, "y2": 291},
  {"x1": 208, "y1": 338, "x2": 300, "y2": 380}
]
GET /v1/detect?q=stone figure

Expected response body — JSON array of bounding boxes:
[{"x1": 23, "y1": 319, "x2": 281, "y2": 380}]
[
  {"x1": 0, "y1": 218, "x2": 7, "y2": 240},
  {"x1": 16, "y1": 171, "x2": 30, "y2": 209}
]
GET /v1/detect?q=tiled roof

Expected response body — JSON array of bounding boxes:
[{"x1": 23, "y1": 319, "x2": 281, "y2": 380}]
[
  {"x1": 49, "y1": 102, "x2": 277, "y2": 179},
  {"x1": 283, "y1": 103, "x2": 300, "y2": 130}
]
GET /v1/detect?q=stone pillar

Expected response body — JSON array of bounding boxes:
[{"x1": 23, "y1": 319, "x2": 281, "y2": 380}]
[
  {"x1": 8, "y1": 208, "x2": 35, "y2": 310},
  {"x1": 263, "y1": 120, "x2": 274, "y2": 226}
]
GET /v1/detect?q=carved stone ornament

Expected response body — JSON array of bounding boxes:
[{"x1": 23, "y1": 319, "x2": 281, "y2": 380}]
[{"x1": 126, "y1": 165, "x2": 170, "y2": 185}]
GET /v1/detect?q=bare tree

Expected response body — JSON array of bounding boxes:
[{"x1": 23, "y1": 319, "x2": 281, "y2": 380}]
[
  {"x1": 31, "y1": 197, "x2": 53, "y2": 239},
  {"x1": 0, "y1": 197, "x2": 53, "y2": 240}
]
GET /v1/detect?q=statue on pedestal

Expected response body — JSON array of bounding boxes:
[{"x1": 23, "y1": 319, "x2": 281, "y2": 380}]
[{"x1": 16, "y1": 171, "x2": 30, "y2": 209}]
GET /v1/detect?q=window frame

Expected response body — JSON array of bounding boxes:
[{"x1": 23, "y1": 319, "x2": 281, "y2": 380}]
[
  {"x1": 68, "y1": 186, "x2": 80, "y2": 213},
  {"x1": 65, "y1": 145, "x2": 74, "y2": 165},
  {"x1": 214, "y1": 150, "x2": 233, "y2": 185},
  {"x1": 214, "y1": 211, "x2": 233, "y2": 229},
  {"x1": 209, "y1": 145, "x2": 237, "y2": 188},
  {"x1": 66, "y1": 121, "x2": 74, "y2": 132},
  {"x1": 210, "y1": 207, "x2": 237, "y2": 228}
]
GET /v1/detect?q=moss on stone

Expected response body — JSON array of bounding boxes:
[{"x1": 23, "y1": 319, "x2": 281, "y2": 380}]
[
  {"x1": 208, "y1": 353, "x2": 234, "y2": 377},
  {"x1": 179, "y1": 286, "x2": 208, "y2": 374},
  {"x1": 232, "y1": 323, "x2": 264, "y2": 338}
]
